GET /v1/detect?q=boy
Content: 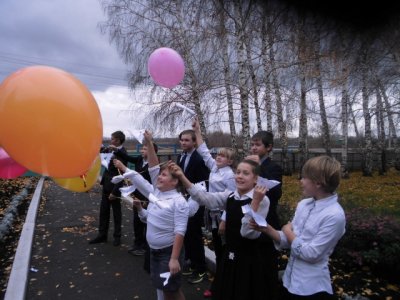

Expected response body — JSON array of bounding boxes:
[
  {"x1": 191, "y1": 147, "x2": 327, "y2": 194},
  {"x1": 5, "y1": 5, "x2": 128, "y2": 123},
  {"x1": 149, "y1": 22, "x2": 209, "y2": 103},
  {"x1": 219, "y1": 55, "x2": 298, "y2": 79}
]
[
  {"x1": 252, "y1": 155, "x2": 346, "y2": 299},
  {"x1": 249, "y1": 130, "x2": 283, "y2": 299}
]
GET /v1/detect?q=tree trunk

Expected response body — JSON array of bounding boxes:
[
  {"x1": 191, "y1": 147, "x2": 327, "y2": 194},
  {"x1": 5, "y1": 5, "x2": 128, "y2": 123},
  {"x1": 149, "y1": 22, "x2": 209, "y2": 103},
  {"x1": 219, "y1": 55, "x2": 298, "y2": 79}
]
[
  {"x1": 340, "y1": 73, "x2": 350, "y2": 178},
  {"x1": 260, "y1": 12, "x2": 273, "y2": 132},
  {"x1": 314, "y1": 44, "x2": 332, "y2": 156},
  {"x1": 361, "y1": 63, "x2": 373, "y2": 176},
  {"x1": 378, "y1": 80, "x2": 400, "y2": 170},
  {"x1": 245, "y1": 35, "x2": 262, "y2": 131},
  {"x1": 217, "y1": 0, "x2": 238, "y2": 151},
  {"x1": 375, "y1": 88, "x2": 387, "y2": 174},
  {"x1": 267, "y1": 17, "x2": 290, "y2": 175},
  {"x1": 233, "y1": 0, "x2": 251, "y2": 154}
]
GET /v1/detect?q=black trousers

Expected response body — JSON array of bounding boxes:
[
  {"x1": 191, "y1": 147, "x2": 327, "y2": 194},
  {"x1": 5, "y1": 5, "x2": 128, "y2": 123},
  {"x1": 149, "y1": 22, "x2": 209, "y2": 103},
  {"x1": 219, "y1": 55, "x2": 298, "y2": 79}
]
[
  {"x1": 98, "y1": 190, "x2": 121, "y2": 238},
  {"x1": 184, "y1": 205, "x2": 206, "y2": 273},
  {"x1": 133, "y1": 206, "x2": 147, "y2": 246}
]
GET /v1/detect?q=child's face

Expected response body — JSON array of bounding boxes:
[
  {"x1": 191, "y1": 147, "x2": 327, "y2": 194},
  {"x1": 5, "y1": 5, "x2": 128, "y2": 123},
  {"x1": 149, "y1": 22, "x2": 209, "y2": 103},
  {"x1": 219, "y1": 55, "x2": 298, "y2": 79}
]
[
  {"x1": 250, "y1": 139, "x2": 271, "y2": 158},
  {"x1": 300, "y1": 177, "x2": 319, "y2": 199},
  {"x1": 156, "y1": 168, "x2": 177, "y2": 191},
  {"x1": 235, "y1": 162, "x2": 258, "y2": 195},
  {"x1": 179, "y1": 134, "x2": 195, "y2": 152},
  {"x1": 140, "y1": 146, "x2": 148, "y2": 159},
  {"x1": 215, "y1": 153, "x2": 232, "y2": 169},
  {"x1": 110, "y1": 135, "x2": 121, "y2": 147}
]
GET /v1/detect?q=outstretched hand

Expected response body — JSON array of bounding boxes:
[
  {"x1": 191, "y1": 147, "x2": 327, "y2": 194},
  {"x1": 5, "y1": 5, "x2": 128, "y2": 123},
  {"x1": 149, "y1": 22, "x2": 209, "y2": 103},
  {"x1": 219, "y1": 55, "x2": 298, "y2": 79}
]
[
  {"x1": 113, "y1": 159, "x2": 127, "y2": 172},
  {"x1": 192, "y1": 117, "x2": 200, "y2": 132},
  {"x1": 143, "y1": 130, "x2": 153, "y2": 145},
  {"x1": 168, "y1": 161, "x2": 184, "y2": 178}
]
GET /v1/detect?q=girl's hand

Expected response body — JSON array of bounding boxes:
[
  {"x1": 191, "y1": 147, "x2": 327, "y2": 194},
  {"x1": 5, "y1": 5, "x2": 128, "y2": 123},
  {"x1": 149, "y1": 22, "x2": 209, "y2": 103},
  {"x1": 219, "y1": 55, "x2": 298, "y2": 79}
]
[
  {"x1": 249, "y1": 218, "x2": 264, "y2": 232},
  {"x1": 251, "y1": 185, "x2": 267, "y2": 212},
  {"x1": 169, "y1": 258, "x2": 181, "y2": 275}
]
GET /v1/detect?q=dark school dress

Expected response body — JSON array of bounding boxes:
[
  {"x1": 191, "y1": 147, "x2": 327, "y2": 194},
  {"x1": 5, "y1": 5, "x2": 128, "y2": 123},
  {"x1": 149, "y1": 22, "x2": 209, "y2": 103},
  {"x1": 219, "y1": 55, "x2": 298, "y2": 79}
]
[{"x1": 212, "y1": 194, "x2": 268, "y2": 300}]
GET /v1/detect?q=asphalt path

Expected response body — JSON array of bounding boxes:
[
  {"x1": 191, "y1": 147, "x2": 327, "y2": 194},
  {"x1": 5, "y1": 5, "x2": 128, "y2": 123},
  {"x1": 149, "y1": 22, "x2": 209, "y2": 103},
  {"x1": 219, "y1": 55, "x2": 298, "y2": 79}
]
[{"x1": 26, "y1": 180, "x2": 210, "y2": 300}]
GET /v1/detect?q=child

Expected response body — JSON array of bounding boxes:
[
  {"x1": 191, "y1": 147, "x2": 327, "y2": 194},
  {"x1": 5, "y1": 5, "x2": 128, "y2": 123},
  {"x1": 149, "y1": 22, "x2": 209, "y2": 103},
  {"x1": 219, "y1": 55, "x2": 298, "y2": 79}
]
[
  {"x1": 192, "y1": 117, "x2": 236, "y2": 297},
  {"x1": 114, "y1": 131, "x2": 188, "y2": 300},
  {"x1": 251, "y1": 155, "x2": 346, "y2": 299},
  {"x1": 171, "y1": 159, "x2": 271, "y2": 300},
  {"x1": 249, "y1": 130, "x2": 283, "y2": 300}
]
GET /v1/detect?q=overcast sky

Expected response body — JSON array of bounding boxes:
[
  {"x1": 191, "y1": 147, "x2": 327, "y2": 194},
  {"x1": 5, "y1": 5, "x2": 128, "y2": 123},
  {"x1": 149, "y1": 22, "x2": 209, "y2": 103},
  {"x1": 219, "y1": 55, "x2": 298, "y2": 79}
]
[{"x1": 0, "y1": 0, "x2": 144, "y2": 138}]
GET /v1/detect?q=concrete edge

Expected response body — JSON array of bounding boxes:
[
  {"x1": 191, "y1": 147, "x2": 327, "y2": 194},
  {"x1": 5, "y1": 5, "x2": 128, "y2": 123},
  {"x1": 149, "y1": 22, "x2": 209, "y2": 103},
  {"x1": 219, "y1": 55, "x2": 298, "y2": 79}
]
[{"x1": 4, "y1": 177, "x2": 45, "y2": 300}]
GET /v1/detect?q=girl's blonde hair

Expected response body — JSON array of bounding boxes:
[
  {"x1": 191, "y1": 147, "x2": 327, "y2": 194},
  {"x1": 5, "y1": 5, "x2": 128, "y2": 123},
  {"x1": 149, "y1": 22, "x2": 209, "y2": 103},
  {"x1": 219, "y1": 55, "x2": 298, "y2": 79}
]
[
  {"x1": 217, "y1": 147, "x2": 236, "y2": 168},
  {"x1": 302, "y1": 155, "x2": 341, "y2": 193}
]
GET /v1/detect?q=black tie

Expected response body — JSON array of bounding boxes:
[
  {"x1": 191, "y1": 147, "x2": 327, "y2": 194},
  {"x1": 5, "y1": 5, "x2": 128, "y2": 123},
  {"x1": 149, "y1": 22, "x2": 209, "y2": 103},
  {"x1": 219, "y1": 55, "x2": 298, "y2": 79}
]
[{"x1": 180, "y1": 153, "x2": 187, "y2": 171}]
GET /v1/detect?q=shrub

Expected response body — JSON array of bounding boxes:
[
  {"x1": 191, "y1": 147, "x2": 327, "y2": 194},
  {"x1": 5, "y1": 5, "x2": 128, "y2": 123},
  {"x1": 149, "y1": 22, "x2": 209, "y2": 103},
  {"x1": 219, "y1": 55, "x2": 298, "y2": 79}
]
[{"x1": 333, "y1": 207, "x2": 400, "y2": 281}]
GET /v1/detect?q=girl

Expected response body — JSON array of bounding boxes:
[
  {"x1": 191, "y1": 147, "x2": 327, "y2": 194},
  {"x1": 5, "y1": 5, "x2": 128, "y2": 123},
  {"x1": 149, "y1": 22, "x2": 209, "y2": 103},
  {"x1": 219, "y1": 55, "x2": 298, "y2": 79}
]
[
  {"x1": 192, "y1": 117, "x2": 236, "y2": 297},
  {"x1": 170, "y1": 159, "x2": 270, "y2": 300},
  {"x1": 114, "y1": 131, "x2": 188, "y2": 300}
]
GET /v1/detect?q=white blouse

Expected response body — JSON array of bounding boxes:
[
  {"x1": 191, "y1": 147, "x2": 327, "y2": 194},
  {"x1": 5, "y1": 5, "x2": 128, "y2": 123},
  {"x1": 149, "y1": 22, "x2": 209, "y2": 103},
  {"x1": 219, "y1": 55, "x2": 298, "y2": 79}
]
[
  {"x1": 196, "y1": 143, "x2": 236, "y2": 193},
  {"x1": 276, "y1": 194, "x2": 346, "y2": 295},
  {"x1": 187, "y1": 184, "x2": 269, "y2": 239}
]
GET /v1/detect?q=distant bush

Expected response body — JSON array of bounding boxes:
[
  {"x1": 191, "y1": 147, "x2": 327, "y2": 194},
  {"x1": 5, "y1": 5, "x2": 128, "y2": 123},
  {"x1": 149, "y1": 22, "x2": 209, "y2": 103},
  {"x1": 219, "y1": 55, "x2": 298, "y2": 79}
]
[{"x1": 333, "y1": 207, "x2": 400, "y2": 281}]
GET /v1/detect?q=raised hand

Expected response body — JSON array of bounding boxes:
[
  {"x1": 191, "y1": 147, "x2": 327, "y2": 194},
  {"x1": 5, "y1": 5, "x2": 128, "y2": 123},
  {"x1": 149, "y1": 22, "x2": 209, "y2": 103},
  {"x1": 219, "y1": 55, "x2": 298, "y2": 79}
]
[{"x1": 113, "y1": 159, "x2": 127, "y2": 172}]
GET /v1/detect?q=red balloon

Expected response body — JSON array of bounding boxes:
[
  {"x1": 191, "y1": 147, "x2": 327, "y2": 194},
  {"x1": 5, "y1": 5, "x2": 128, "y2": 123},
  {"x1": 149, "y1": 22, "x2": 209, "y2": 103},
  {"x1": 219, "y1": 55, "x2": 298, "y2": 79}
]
[
  {"x1": 0, "y1": 147, "x2": 27, "y2": 179},
  {"x1": 148, "y1": 47, "x2": 185, "y2": 88}
]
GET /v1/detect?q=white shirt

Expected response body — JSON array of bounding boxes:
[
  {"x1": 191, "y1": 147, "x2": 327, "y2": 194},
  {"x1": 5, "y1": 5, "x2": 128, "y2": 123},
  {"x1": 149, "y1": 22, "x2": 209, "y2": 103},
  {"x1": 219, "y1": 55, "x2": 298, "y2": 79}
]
[
  {"x1": 123, "y1": 166, "x2": 189, "y2": 249},
  {"x1": 179, "y1": 149, "x2": 194, "y2": 172},
  {"x1": 196, "y1": 143, "x2": 236, "y2": 193},
  {"x1": 187, "y1": 184, "x2": 270, "y2": 239},
  {"x1": 275, "y1": 194, "x2": 346, "y2": 295}
]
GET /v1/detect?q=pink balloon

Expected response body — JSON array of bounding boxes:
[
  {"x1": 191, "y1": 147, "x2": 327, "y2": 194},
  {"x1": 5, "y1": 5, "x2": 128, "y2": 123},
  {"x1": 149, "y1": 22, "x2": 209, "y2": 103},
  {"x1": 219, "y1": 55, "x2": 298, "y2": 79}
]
[
  {"x1": 0, "y1": 148, "x2": 27, "y2": 179},
  {"x1": 148, "y1": 47, "x2": 185, "y2": 88}
]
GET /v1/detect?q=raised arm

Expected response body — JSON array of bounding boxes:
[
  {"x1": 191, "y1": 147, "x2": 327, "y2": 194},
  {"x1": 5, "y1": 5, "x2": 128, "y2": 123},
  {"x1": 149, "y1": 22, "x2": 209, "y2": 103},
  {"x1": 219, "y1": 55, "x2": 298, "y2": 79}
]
[
  {"x1": 192, "y1": 117, "x2": 216, "y2": 170},
  {"x1": 143, "y1": 130, "x2": 158, "y2": 168}
]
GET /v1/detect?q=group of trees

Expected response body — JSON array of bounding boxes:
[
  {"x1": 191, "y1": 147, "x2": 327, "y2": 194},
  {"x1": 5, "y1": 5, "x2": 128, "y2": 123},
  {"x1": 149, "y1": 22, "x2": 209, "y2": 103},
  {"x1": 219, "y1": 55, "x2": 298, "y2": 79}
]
[{"x1": 100, "y1": 0, "x2": 400, "y2": 176}]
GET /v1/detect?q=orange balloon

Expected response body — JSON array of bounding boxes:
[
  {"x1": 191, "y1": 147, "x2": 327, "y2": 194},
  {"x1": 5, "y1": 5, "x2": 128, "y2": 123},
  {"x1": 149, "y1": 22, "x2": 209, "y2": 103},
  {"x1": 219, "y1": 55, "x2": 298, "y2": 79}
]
[
  {"x1": 0, "y1": 66, "x2": 103, "y2": 177},
  {"x1": 53, "y1": 155, "x2": 101, "y2": 192}
]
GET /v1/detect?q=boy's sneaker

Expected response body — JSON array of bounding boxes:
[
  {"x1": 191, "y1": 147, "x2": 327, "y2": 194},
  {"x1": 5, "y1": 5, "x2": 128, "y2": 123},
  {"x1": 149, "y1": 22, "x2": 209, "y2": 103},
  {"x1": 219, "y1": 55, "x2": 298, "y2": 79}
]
[
  {"x1": 187, "y1": 272, "x2": 206, "y2": 284},
  {"x1": 181, "y1": 266, "x2": 194, "y2": 276}
]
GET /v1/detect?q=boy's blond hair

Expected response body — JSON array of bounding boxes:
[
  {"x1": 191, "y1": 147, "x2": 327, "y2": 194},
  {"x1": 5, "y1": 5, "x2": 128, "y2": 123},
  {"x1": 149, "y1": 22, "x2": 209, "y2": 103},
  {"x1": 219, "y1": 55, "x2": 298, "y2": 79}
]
[{"x1": 302, "y1": 155, "x2": 341, "y2": 193}]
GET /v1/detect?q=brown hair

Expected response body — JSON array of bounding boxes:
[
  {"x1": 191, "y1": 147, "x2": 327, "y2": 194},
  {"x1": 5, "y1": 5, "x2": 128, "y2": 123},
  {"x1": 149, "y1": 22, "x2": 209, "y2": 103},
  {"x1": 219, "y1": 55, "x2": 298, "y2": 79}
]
[
  {"x1": 239, "y1": 159, "x2": 260, "y2": 176},
  {"x1": 301, "y1": 155, "x2": 341, "y2": 193}
]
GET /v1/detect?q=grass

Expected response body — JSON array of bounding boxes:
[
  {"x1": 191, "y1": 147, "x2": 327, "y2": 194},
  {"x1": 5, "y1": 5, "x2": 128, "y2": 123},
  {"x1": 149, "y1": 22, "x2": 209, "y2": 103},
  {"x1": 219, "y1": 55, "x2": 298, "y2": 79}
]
[
  {"x1": 278, "y1": 168, "x2": 400, "y2": 299},
  {"x1": 280, "y1": 168, "x2": 400, "y2": 219}
]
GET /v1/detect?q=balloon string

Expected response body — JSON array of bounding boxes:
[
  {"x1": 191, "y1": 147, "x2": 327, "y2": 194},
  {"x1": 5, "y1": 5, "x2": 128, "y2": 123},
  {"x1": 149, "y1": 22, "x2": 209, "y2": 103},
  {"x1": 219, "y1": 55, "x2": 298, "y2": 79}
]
[{"x1": 80, "y1": 174, "x2": 87, "y2": 188}]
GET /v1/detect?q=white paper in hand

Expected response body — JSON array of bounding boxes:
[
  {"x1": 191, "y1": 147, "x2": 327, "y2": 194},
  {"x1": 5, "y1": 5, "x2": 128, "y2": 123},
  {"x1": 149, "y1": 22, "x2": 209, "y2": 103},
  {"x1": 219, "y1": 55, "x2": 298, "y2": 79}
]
[
  {"x1": 130, "y1": 129, "x2": 145, "y2": 144},
  {"x1": 194, "y1": 181, "x2": 207, "y2": 191},
  {"x1": 242, "y1": 204, "x2": 267, "y2": 227},
  {"x1": 257, "y1": 177, "x2": 280, "y2": 190},
  {"x1": 120, "y1": 185, "x2": 137, "y2": 197},
  {"x1": 111, "y1": 175, "x2": 124, "y2": 184},
  {"x1": 160, "y1": 272, "x2": 171, "y2": 286},
  {"x1": 176, "y1": 103, "x2": 196, "y2": 118},
  {"x1": 100, "y1": 153, "x2": 113, "y2": 169}
]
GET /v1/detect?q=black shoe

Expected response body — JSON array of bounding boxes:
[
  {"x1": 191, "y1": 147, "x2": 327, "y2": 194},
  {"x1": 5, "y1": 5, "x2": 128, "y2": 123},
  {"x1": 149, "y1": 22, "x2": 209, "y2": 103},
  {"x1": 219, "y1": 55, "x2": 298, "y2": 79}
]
[
  {"x1": 182, "y1": 265, "x2": 194, "y2": 276},
  {"x1": 113, "y1": 237, "x2": 121, "y2": 246},
  {"x1": 89, "y1": 235, "x2": 107, "y2": 244},
  {"x1": 187, "y1": 272, "x2": 206, "y2": 284}
]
